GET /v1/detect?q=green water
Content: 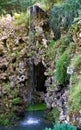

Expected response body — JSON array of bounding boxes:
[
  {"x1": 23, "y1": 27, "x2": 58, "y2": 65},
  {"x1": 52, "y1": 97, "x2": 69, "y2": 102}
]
[{"x1": 0, "y1": 111, "x2": 53, "y2": 130}]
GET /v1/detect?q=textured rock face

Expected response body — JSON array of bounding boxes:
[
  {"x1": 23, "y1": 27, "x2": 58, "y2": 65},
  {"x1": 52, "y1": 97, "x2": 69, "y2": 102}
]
[
  {"x1": 0, "y1": 9, "x2": 50, "y2": 124},
  {"x1": 24, "y1": 10, "x2": 81, "y2": 125},
  {"x1": 0, "y1": 10, "x2": 81, "y2": 127},
  {"x1": 66, "y1": 20, "x2": 81, "y2": 126},
  {"x1": 44, "y1": 19, "x2": 81, "y2": 126},
  {"x1": 0, "y1": 15, "x2": 30, "y2": 124}
]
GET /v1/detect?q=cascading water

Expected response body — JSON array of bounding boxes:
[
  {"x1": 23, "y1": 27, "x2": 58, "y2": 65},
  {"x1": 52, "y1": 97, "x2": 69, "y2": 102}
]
[
  {"x1": 29, "y1": 57, "x2": 34, "y2": 104},
  {"x1": 21, "y1": 3, "x2": 41, "y2": 127}
]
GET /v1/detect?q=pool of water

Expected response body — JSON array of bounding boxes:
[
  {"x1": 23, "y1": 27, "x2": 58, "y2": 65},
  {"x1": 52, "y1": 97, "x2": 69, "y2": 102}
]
[{"x1": 0, "y1": 111, "x2": 53, "y2": 130}]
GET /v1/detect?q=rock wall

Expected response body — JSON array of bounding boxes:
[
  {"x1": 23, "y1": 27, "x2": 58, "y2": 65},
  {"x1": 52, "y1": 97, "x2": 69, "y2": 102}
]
[
  {"x1": 0, "y1": 15, "x2": 30, "y2": 124},
  {"x1": 44, "y1": 19, "x2": 81, "y2": 126},
  {"x1": 0, "y1": 8, "x2": 81, "y2": 127},
  {"x1": 27, "y1": 6, "x2": 81, "y2": 127}
]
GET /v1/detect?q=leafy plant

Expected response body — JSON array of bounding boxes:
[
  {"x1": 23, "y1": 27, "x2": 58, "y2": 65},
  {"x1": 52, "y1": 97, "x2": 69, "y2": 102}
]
[
  {"x1": 54, "y1": 123, "x2": 76, "y2": 130},
  {"x1": 58, "y1": 35, "x2": 72, "y2": 55},
  {"x1": 1, "y1": 119, "x2": 9, "y2": 126},
  {"x1": 71, "y1": 54, "x2": 81, "y2": 70},
  {"x1": 0, "y1": 0, "x2": 38, "y2": 14},
  {"x1": 68, "y1": 80, "x2": 81, "y2": 111},
  {"x1": 44, "y1": 123, "x2": 76, "y2": 130},
  {"x1": 55, "y1": 49, "x2": 71, "y2": 84},
  {"x1": 52, "y1": 107, "x2": 60, "y2": 122},
  {"x1": 13, "y1": 12, "x2": 29, "y2": 27},
  {"x1": 49, "y1": 40, "x2": 56, "y2": 47},
  {"x1": 45, "y1": 107, "x2": 59, "y2": 122},
  {"x1": 0, "y1": 112, "x2": 17, "y2": 126},
  {"x1": 49, "y1": 0, "x2": 81, "y2": 40},
  {"x1": 43, "y1": 0, "x2": 62, "y2": 10},
  {"x1": 12, "y1": 97, "x2": 20, "y2": 105}
]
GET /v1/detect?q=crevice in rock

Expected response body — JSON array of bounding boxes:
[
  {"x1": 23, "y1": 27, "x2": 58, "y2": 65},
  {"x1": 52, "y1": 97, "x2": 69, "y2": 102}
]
[{"x1": 33, "y1": 62, "x2": 47, "y2": 93}]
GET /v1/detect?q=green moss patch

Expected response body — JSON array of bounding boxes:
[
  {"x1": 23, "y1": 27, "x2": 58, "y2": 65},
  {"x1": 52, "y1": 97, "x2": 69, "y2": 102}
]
[{"x1": 26, "y1": 103, "x2": 46, "y2": 111}]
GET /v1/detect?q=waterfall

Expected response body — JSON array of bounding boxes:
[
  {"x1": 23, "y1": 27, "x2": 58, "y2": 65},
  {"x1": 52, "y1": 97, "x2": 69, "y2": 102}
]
[
  {"x1": 28, "y1": 3, "x2": 36, "y2": 105},
  {"x1": 29, "y1": 57, "x2": 34, "y2": 104},
  {"x1": 32, "y1": 5, "x2": 36, "y2": 14}
]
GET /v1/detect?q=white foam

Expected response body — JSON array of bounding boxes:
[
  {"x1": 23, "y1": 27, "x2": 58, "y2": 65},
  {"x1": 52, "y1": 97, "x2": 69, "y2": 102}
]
[{"x1": 21, "y1": 117, "x2": 40, "y2": 126}]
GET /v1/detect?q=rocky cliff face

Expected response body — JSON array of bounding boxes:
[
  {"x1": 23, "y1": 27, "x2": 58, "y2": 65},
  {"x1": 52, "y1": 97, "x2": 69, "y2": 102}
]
[
  {"x1": 28, "y1": 5, "x2": 81, "y2": 126},
  {"x1": 0, "y1": 14, "x2": 30, "y2": 125},
  {"x1": 0, "y1": 8, "x2": 81, "y2": 127},
  {"x1": 44, "y1": 19, "x2": 81, "y2": 126}
]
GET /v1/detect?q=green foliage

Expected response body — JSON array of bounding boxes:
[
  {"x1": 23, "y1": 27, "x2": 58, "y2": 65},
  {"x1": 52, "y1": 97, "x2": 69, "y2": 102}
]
[
  {"x1": 0, "y1": 118, "x2": 9, "y2": 126},
  {"x1": 45, "y1": 40, "x2": 57, "y2": 59},
  {"x1": 12, "y1": 97, "x2": 20, "y2": 105},
  {"x1": 71, "y1": 54, "x2": 81, "y2": 70},
  {"x1": 49, "y1": 0, "x2": 81, "y2": 40},
  {"x1": 52, "y1": 107, "x2": 60, "y2": 122},
  {"x1": 58, "y1": 35, "x2": 72, "y2": 55},
  {"x1": 0, "y1": 112, "x2": 15, "y2": 126},
  {"x1": 0, "y1": 0, "x2": 38, "y2": 14},
  {"x1": 45, "y1": 107, "x2": 59, "y2": 122},
  {"x1": 13, "y1": 12, "x2": 29, "y2": 27},
  {"x1": 54, "y1": 123, "x2": 76, "y2": 130},
  {"x1": 44, "y1": 107, "x2": 60, "y2": 123},
  {"x1": 43, "y1": 0, "x2": 62, "y2": 10},
  {"x1": 11, "y1": 88, "x2": 19, "y2": 98},
  {"x1": 4, "y1": 82, "x2": 11, "y2": 92},
  {"x1": 44, "y1": 123, "x2": 76, "y2": 130},
  {"x1": 55, "y1": 49, "x2": 70, "y2": 84},
  {"x1": 26, "y1": 103, "x2": 46, "y2": 111},
  {"x1": 49, "y1": 40, "x2": 56, "y2": 47},
  {"x1": 68, "y1": 81, "x2": 81, "y2": 111}
]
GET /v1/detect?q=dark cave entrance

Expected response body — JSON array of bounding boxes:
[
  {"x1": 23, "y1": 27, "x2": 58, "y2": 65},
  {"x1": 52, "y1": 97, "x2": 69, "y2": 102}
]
[{"x1": 34, "y1": 62, "x2": 47, "y2": 93}]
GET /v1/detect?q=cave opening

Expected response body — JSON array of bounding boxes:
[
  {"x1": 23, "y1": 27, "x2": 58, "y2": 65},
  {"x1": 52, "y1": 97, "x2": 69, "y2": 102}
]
[{"x1": 34, "y1": 62, "x2": 47, "y2": 93}]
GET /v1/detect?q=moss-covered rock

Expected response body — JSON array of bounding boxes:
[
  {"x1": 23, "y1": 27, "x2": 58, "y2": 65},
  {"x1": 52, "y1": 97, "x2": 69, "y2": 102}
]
[{"x1": 0, "y1": 14, "x2": 30, "y2": 125}]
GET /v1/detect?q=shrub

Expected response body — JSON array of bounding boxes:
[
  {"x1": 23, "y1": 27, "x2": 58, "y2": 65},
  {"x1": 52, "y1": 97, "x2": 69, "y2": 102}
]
[
  {"x1": 2, "y1": 119, "x2": 9, "y2": 126},
  {"x1": 55, "y1": 49, "x2": 71, "y2": 84},
  {"x1": 44, "y1": 123, "x2": 76, "y2": 130},
  {"x1": 71, "y1": 54, "x2": 81, "y2": 70},
  {"x1": 44, "y1": 107, "x2": 59, "y2": 122},
  {"x1": 68, "y1": 81, "x2": 81, "y2": 111},
  {"x1": 43, "y1": 0, "x2": 62, "y2": 10},
  {"x1": 52, "y1": 107, "x2": 60, "y2": 122},
  {"x1": 49, "y1": 0, "x2": 81, "y2": 40},
  {"x1": 13, "y1": 12, "x2": 29, "y2": 27},
  {"x1": 54, "y1": 123, "x2": 76, "y2": 130},
  {"x1": 0, "y1": 112, "x2": 17, "y2": 126},
  {"x1": 45, "y1": 40, "x2": 57, "y2": 59},
  {"x1": 58, "y1": 35, "x2": 72, "y2": 55},
  {"x1": 0, "y1": 0, "x2": 38, "y2": 13},
  {"x1": 12, "y1": 97, "x2": 20, "y2": 105}
]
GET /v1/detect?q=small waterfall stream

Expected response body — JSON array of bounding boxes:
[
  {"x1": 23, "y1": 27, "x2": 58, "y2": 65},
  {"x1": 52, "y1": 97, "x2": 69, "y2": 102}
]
[{"x1": 29, "y1": 57, "x2": 34, "y2": 104}]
